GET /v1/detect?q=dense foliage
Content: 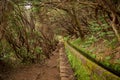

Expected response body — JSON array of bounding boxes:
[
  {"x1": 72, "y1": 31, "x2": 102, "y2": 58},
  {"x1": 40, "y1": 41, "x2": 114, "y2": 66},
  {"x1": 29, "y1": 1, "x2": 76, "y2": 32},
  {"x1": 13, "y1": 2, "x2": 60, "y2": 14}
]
[
  {"x1": 0, "y1": 0, "x2": 57, "y2": 64},
  {"x1": 0, "y1": 0, "x2": 120, "y2": 77}
]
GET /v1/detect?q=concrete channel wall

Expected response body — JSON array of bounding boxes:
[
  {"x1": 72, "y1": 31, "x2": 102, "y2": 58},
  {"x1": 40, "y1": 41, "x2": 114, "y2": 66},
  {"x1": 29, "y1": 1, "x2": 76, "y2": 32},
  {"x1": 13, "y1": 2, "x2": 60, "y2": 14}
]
[
  {"x1": 59, "y1": 47, "x2": 75, "y2": 80},
  {"x1": 65, "y1": 42, "x2": 120, "y2": 80}
]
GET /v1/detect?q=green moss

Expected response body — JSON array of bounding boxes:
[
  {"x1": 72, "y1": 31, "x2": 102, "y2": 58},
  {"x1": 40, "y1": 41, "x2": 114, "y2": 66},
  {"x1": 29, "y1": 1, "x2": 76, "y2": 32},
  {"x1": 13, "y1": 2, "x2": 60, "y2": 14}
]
[
  {"x1": 66, "y1": 48, "x2": 90, "y2": 80},
  {"x1": 65, "y1": 43, "x2": 120, "y2": 80},
  {"x1": 70, "y1": 38, "x2": 120, "y2": 74}
]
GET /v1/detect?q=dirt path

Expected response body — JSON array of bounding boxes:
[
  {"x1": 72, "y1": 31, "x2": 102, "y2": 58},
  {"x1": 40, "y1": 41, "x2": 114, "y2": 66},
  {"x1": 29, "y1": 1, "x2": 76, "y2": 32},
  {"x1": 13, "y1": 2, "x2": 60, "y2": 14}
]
[
  {"x1": 1, "y1": 42, "x2": 75, "y2": 80},
  {"x1": 2, "y1": 50, "x2": 60, "y2": 80}
]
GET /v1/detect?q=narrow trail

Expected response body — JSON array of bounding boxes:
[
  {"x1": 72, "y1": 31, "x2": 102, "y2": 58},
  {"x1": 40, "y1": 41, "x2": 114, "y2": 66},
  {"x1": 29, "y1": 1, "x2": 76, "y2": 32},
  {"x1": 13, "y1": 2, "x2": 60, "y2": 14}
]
[
  {"x1": 1, "y1": 42, "x2": 75, "y2": 80},
  {"x1": 2, "y1": 49, "x2": 60, "y2": 80}
]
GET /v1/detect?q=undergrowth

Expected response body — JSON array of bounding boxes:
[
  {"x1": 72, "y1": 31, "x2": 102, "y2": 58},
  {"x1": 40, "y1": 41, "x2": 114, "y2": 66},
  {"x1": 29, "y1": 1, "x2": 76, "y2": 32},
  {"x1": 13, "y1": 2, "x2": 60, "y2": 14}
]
[{"x1": 70, "y1": 37, "x2": 120, "y2": 74}]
